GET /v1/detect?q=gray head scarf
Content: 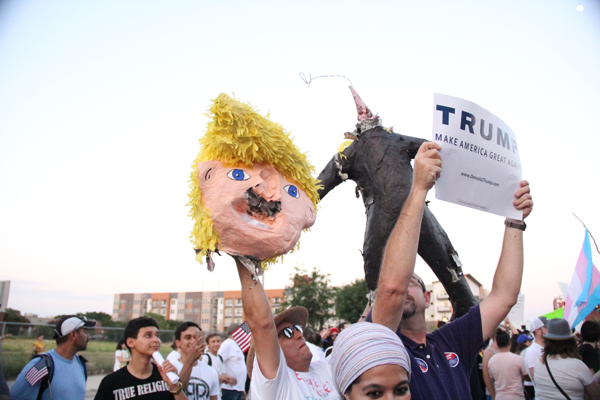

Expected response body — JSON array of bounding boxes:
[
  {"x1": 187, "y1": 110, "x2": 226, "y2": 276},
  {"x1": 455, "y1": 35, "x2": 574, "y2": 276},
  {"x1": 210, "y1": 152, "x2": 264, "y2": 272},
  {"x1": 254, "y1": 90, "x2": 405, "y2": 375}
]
[{"x1": 329, "y1": 322, "x2": 411, "y2": 395}]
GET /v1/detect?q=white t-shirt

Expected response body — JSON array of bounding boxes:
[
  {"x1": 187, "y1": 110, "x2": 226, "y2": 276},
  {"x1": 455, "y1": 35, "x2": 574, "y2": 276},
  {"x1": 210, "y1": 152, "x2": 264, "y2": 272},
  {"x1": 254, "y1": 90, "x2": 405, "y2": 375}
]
[
  {"x1": 251, "y1": 348, "x2": 341, "y2": 400},
  {"x1": 114, "y1": 349, "x2": 130, "y2": 371},
  {"x1": 524, "y1": 342, "x2": 543, "y2": 387},
  {"x1": 533, "y1": 356, "x2": 594, "y2": 400},
  {"x1": 218, "y1": 338, "x2": 247, "y2": 392},
  {"x1": 306, "y1": 342, "x2": 324, "y2": 363},
  {"x1": 170, "y1": 356, "x2": 220, "y2": 400},
  {"x1": 202, "y1": 352, "x2": 225, "y2": 399},
  {"x1": 167, "y1": 349, "x2": 181, "y2": 364}
]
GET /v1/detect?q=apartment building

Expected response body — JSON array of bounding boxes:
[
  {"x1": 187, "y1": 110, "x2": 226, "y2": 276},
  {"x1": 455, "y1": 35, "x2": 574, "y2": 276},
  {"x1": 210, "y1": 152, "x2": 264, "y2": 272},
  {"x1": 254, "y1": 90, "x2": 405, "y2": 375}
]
[
  {"x1": 113, "y1": 289, "x2": 285, "y2": 333},
  {"x1": 425, "y1": 273, "x2": 488, "y2": 324}
]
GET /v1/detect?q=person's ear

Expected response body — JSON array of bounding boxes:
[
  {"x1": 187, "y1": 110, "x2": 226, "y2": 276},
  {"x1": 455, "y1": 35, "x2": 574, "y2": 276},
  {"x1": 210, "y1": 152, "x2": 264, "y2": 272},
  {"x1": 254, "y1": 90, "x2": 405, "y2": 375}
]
[
  {"x1": 424, "y1": 290, "x2": 431, "y2": 309},
  {"x1": 126, "y1": 337, "x2": 135, "y2": 350}
]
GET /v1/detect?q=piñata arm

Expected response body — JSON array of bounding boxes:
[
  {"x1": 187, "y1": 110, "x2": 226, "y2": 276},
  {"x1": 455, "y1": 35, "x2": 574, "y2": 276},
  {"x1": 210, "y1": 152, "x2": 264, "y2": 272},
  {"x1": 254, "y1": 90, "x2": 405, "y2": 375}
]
[
  {"x1": 316, "y1": 141, "x2": 356, "y2": 201},
  {"x1": 405, "y1": 135, "x2": 427, "y2": 159}
]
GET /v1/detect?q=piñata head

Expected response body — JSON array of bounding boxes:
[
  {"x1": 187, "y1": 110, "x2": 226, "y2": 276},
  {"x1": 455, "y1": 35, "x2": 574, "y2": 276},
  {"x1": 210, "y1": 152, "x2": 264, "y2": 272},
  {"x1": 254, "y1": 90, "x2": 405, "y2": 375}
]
[{"x1": 187, "y1": 94, "x2": 319, "y2": 269}]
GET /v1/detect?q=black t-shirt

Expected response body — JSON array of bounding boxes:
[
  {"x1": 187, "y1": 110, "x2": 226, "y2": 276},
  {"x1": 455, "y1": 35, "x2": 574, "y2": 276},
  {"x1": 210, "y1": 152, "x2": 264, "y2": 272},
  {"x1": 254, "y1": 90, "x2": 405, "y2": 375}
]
[
  {"x1": 95, "y1": 364, "x2": 174, "y2": 400},
  {"x1": 579, "y1": 343, "x2": 600, "y2": 373}
]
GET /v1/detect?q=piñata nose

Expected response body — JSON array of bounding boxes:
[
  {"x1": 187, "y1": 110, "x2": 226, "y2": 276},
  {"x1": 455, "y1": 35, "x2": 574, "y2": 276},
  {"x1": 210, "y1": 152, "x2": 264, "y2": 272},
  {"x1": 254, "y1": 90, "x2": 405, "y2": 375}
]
[{"x1": 253, "y1": 167, "x2": 281, "y2": 202}]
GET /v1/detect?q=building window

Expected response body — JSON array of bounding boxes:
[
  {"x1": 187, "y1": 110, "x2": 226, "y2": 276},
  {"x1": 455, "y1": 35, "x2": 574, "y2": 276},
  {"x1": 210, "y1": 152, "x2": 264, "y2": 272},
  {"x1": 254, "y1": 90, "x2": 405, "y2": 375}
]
[
  {"x1": 235, "y1": 298, "x2": 243, "y2": 306},
  {"x1": 235, "y1": 318, "x2": 242, "y2": 323},
  {"x1": 235, "y1": 309, "x2": 242, "y2": 316},
  {"x1": 170, "y1": 309, "x2": 175, "y2": 315},
  {"x1": 225, "y1": 299, "x2": 232, "y2": 306},
  {"x1": 160, "y1": 309, "x2": 166, "y2": 316},
  {"x1": 203, "y1": 309, "x2": 209, "y2": 314},
  {"x1": 225, "y1": 309, "x2": 232, "y2": 316},
  {"x1": 171, "y1": 299, "x2": 176, "y2": 305},
  {"x1": 219, "y1": 299, "x2": 223, "y2": 304},
  {"x1": 224, "y1": 317, "x2": 232, "y2": 326},
  {"x1": 186, "y1": 299, "x2": 193, "y2": 303},
  {"x1": 219, "y1": 309, "x2": 222, "y2": 315},
  {"x1": 219, "y1": 319, "x2": 222, "y2": 325},
  {"x1": 153, "y1": 300, "x2": 159, "y2": 307},
  {"x1": 273, "y1": 297, "x2": 281, "y2": 305}
]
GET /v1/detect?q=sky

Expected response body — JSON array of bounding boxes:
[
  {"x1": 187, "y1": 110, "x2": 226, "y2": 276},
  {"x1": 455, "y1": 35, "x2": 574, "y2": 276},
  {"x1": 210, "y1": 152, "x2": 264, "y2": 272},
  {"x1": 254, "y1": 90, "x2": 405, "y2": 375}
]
[{"x1": 0, "y1": 0, "x2": 599, "y2": 321}]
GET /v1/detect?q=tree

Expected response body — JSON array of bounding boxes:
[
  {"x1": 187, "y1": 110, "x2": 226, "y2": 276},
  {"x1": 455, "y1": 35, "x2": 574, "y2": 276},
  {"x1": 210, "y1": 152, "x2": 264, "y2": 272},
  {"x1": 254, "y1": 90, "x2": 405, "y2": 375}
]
[
  {"x1": 280, "y1": 266, "x2": 335, "y2": 329},
  {"x1": 2, "y1": 308, "x2": 30, "y2": 323},
  {"x1": 81, "y1": 311, "x2": 113, "y2": 327},
  {"x1": 144, "y1": 312, "x2": 181, "y2": 331},
  {"x1": 335, "y1": 279, "x2": 368, "y2": 324}
]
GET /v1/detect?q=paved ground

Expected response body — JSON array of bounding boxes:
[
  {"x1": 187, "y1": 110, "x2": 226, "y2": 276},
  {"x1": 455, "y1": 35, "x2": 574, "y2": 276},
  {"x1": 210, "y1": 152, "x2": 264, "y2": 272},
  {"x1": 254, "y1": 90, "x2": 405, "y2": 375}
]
[{"x1": 7, "y1": 374, "x2": 107, "y2": 399}]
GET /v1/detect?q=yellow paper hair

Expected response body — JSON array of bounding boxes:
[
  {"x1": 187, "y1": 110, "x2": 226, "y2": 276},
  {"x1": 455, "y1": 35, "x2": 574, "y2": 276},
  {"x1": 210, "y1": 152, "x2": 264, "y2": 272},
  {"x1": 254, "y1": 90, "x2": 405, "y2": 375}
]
[
  {"x1": 187, "y1": 93, "x2": 320, "y2": 266},
  {"x1": 337, "y1": 140, "x2": 354, "y2": 160}
]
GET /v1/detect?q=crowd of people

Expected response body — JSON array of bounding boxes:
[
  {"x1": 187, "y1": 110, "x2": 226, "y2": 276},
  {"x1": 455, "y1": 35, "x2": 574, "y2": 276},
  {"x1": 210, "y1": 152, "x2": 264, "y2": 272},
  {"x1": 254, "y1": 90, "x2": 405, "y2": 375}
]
[
  {"x1": 479, "y1": 316, "x2": 600, "y2": 400},
  {"x1": 3, "y1": 140, "x2": 599, "y2": 399}
]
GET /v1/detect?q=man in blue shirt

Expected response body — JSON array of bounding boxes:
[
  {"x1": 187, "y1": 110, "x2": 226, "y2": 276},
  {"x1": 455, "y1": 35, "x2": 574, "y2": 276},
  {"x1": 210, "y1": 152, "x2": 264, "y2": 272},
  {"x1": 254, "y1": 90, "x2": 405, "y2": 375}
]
[
  {"x1": 370, "y1": 141, "x2": 533, "y2": 399},
  {"x1": 11, "y1": 315, "x2": 96, "y2": 400}
]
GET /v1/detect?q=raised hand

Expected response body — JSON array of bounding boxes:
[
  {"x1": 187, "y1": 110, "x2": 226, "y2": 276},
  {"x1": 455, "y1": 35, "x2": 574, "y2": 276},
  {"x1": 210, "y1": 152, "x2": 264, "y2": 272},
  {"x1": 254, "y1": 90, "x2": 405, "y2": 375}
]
[{"x1": 412, "y1": 141, "x2": 442, "y2": 193}]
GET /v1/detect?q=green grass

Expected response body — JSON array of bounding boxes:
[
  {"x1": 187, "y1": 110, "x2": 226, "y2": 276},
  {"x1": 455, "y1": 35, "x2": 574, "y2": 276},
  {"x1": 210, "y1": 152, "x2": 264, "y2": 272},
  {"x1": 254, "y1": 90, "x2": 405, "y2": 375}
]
[{"x1": 0, "y1": 338, "x2": 174, "y2": 380}]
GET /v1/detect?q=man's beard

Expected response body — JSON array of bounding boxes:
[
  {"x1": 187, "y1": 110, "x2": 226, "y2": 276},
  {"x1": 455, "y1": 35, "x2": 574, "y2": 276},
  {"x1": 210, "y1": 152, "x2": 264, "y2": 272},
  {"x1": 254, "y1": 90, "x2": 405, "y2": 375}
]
[
  {"x1": 402, "y1": 294, "x2": 417, "y2": 319},
  {"x1": 402, "y1": 303, "x2": 417, "y2": 319}
]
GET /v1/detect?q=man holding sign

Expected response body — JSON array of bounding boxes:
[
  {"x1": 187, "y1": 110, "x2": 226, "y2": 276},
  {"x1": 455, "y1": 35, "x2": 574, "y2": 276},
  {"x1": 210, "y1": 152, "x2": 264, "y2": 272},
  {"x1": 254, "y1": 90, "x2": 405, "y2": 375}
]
[{"x1": 369, "y1": 140, "x2": 533, "y2": 399}]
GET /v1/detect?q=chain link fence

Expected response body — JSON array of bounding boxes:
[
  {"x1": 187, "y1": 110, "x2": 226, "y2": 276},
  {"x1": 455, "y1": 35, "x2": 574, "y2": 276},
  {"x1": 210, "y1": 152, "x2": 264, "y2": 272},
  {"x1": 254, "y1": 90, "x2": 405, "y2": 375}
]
[{"x1": 0, "y1": 322, "x2": 175, "y2": 380}]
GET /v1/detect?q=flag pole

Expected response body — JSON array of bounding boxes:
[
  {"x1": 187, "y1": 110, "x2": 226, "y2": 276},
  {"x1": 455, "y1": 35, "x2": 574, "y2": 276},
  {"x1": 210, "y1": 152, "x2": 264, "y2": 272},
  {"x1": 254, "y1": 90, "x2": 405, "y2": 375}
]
[{"x1": 573, "y1": 213, "x2": 600, "y2": 254}]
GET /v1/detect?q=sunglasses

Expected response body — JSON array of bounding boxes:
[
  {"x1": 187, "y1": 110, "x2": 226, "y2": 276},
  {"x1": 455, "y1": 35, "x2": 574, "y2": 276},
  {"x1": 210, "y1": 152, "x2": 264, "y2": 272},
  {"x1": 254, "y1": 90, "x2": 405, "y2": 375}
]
[{"x1": 278, "y1": 325, "x2": 303, "y2": 339}]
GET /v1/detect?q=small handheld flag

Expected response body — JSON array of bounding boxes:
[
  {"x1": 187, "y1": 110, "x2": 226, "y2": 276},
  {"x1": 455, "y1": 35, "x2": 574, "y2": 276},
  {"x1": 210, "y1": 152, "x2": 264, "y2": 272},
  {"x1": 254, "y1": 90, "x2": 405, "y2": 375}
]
[{"x1": 232, "y1": 322, "x2": 252, "y2": 353}]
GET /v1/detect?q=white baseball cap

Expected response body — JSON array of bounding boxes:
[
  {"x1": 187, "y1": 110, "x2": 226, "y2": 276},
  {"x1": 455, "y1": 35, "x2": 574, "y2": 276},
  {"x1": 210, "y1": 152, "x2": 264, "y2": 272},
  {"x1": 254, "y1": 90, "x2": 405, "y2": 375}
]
[
  {"x1": 54, "y1": 315, "x2": 96, "y2": 338},
  {"x1": 530, "y1": 317, "x2": 547, "y2": 332}
]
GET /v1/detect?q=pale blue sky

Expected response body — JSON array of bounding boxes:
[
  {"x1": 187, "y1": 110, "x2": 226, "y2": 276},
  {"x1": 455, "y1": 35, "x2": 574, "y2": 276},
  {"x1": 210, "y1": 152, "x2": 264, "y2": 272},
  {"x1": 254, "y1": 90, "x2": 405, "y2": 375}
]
[{"x1": 1, "y1": 0, "x2": 599, "y2": 321}]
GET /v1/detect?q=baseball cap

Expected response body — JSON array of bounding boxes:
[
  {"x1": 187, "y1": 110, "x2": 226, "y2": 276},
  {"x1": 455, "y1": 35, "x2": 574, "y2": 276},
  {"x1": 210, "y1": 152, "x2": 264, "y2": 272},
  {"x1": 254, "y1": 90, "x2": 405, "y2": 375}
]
[
  {"x1": 517, "y1": 334, "x2": 533, "y2": 344},
  {"x1": 54, "y1": 315, "x2": 96, "y2": 338},
  {"x1": 530, "y1": 317, "x2": 547, "y2": 332}
]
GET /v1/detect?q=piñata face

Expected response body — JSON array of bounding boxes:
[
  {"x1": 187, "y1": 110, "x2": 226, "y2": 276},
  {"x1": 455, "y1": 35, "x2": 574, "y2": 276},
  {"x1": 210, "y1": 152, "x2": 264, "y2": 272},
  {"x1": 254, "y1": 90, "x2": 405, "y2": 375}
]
[{"x1": 198, "y1": 160, "x2": 316, "y2": 260}]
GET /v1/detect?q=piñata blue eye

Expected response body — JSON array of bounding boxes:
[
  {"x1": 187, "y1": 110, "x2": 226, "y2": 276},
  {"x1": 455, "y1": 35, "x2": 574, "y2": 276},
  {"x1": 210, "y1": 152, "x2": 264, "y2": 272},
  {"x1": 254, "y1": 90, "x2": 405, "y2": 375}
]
[
  {"x1": 227, "y1": 169, "x2": 250, "y2": 181},
  {"x1": 284, "y1": 185, "x2": 300, "y2": 198}
]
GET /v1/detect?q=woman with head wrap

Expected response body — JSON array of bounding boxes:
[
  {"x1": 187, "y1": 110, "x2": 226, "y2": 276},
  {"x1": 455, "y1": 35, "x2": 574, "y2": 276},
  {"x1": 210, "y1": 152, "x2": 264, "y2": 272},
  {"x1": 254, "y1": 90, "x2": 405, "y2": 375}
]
[{"x1": 330, "y1": 322, "x2": 411, "y2": 399}]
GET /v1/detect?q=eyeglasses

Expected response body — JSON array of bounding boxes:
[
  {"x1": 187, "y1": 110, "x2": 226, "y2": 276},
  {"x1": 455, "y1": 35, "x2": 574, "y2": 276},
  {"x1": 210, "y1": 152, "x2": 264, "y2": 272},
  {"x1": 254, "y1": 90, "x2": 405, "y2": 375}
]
[
  {"x1": 278, "y1": 325, "x2": 303, "y2": 339},
  {"x1": 409, "y1": 278, "x2": 426, "y2": 292}
]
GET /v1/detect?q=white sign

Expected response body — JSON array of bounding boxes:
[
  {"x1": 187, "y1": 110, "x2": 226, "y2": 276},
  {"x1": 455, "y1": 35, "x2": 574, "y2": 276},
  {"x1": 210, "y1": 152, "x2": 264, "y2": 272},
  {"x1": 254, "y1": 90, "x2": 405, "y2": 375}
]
[{"x1": 432, "y1": 93, "x2": 523, "y2": 219}]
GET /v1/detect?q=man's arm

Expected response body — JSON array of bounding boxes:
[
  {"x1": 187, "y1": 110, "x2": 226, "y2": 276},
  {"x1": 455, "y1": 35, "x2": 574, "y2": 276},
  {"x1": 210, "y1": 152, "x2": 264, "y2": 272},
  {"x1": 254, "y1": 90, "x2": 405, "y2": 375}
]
[
  {"x1": 479, "y1": 180, "x2": 533, "y2": 340},
  {"x1": 372, "y1": 142, "x2": 442, "y2": 330},
  {"x1": 177, "y1": 341, "x2": 205, "y2": 389},
  {"x1": 482, "y1": 349, "x2": 495, "y2": 399},
  {"x1": 236, "y1": 259, "x2": 280, "y2": 379},
  {"x1": 504, "y1": 317, "x2": 518, "y2": 336}
]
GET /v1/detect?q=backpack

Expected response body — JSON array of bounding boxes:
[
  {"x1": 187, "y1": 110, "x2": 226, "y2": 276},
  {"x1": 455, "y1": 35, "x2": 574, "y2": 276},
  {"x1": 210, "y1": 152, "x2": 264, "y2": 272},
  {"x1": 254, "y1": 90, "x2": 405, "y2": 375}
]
[
  {"x1": 205, "y1": 353, "x2": 223, "y2": 367},
  {"x1": 34, "y1": 353, "x2": 88, "y2": 400}
]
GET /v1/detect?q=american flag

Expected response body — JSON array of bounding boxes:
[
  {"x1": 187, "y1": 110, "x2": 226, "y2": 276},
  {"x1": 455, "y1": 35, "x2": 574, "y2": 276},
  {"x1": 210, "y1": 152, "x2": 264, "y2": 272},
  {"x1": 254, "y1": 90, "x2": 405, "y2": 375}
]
[
  {"x1": 25, "y1": 357, "x2": 49, "y2": 386},
  {"x1": 232, "y1": 321, "x2": 252, "y2": 352}
]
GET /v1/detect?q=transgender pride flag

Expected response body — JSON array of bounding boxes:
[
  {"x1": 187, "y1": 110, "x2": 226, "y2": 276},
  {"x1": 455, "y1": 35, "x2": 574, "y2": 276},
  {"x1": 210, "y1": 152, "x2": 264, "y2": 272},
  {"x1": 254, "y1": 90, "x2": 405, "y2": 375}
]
[{"x1": 564, "y1": 229, "x2": 600, "y2": 328}]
